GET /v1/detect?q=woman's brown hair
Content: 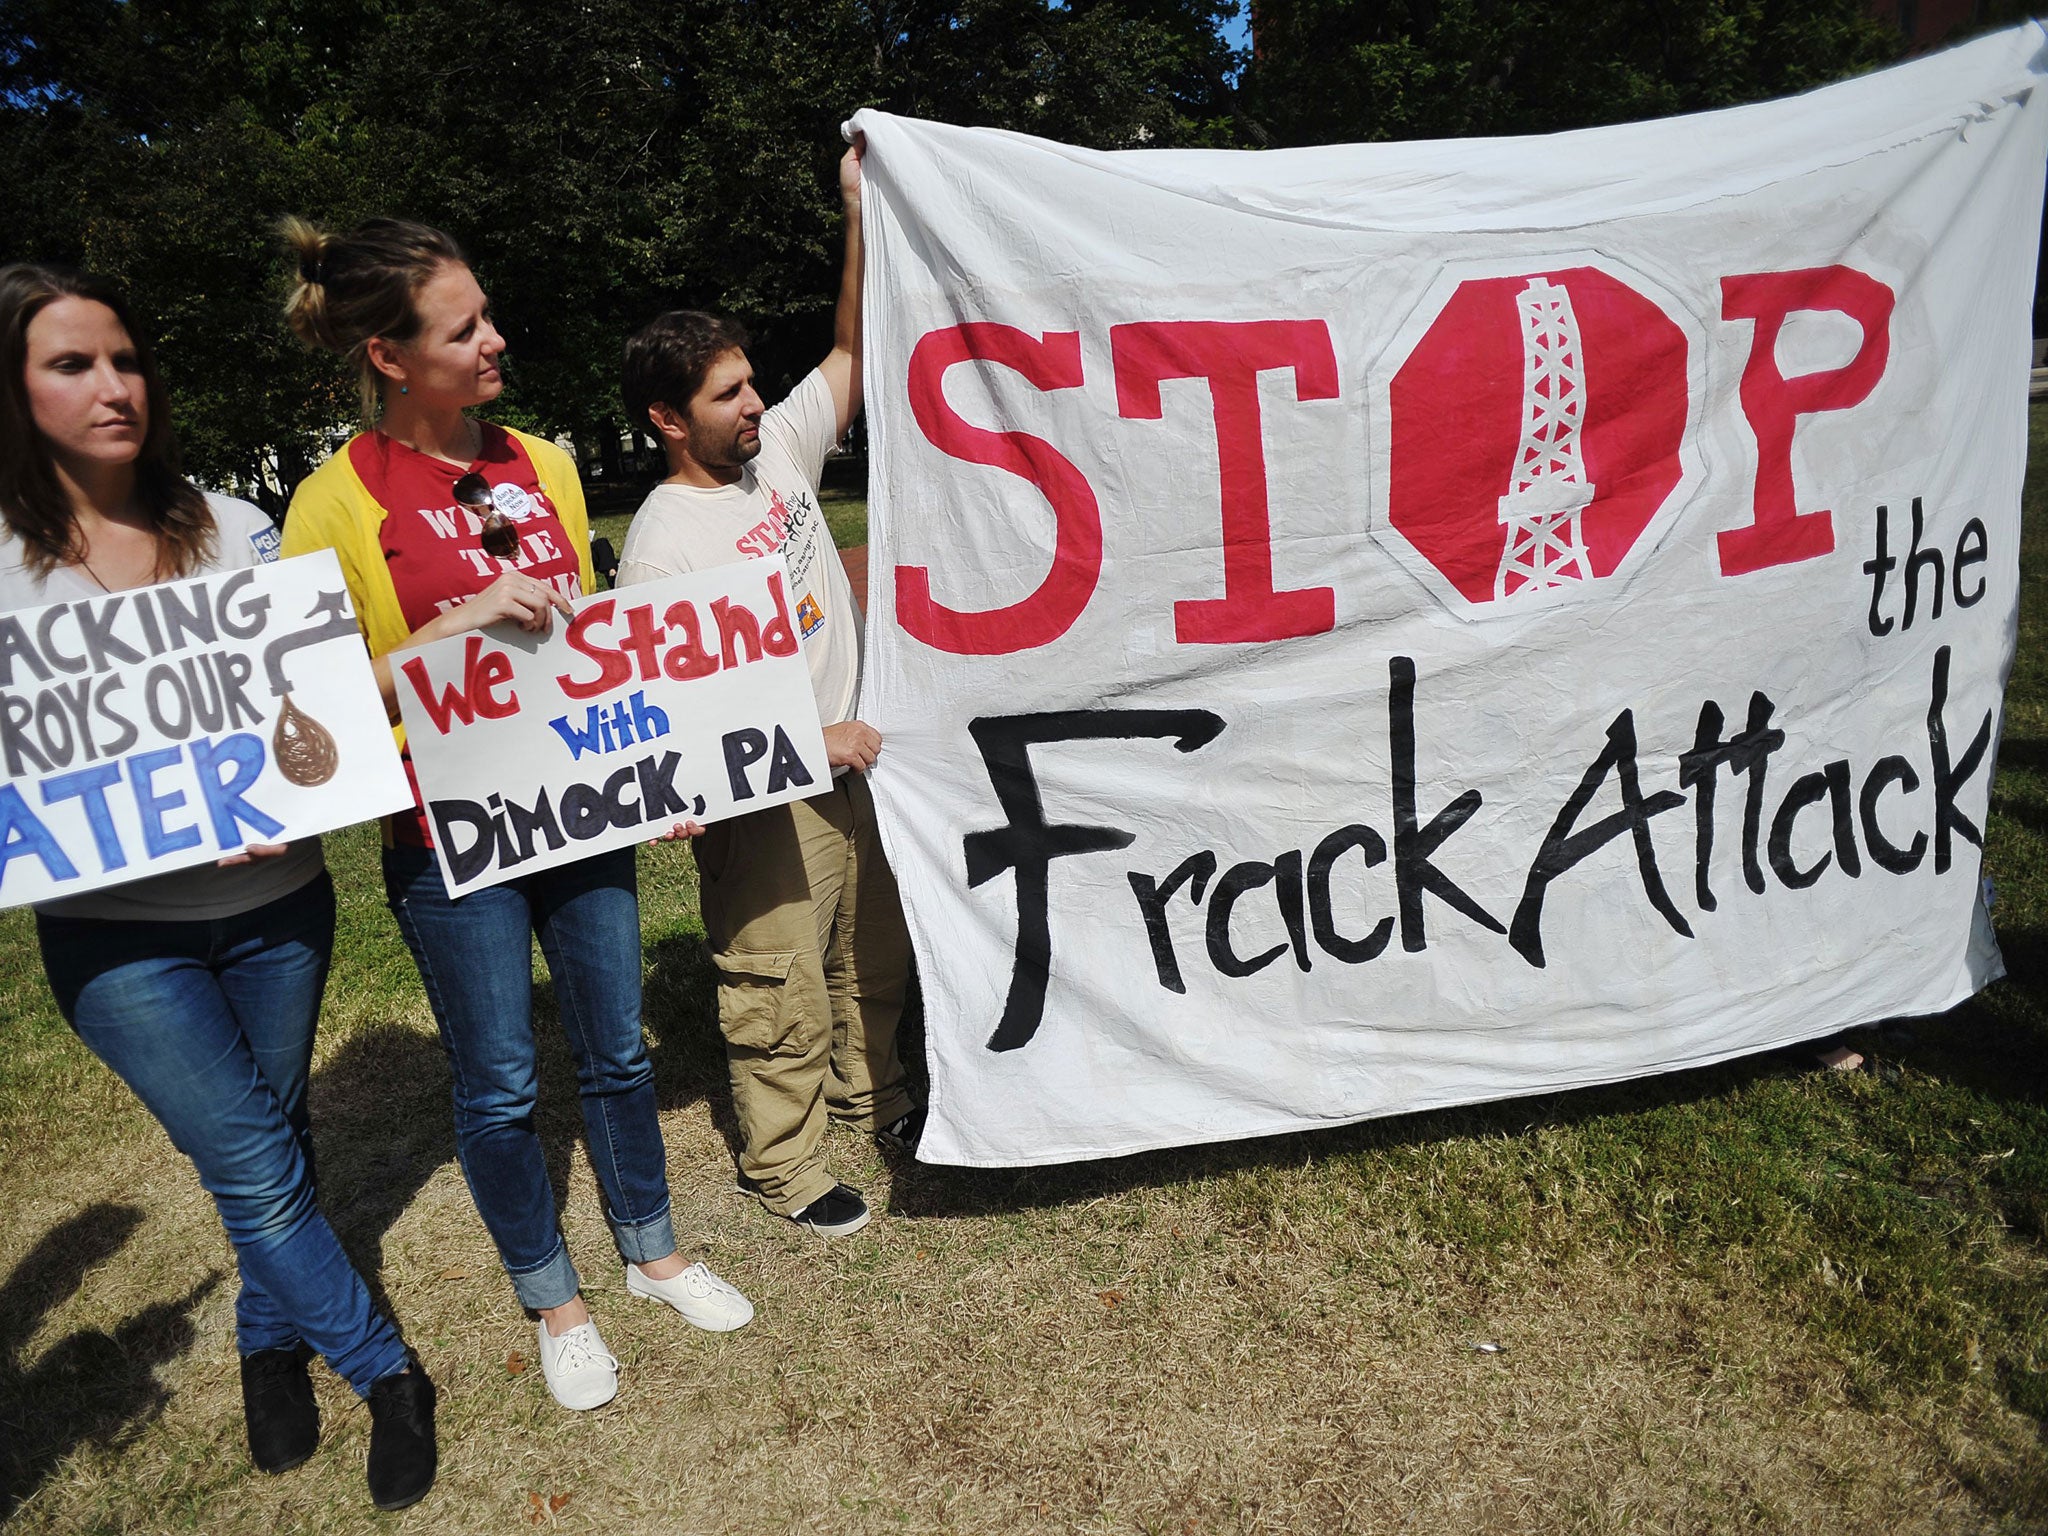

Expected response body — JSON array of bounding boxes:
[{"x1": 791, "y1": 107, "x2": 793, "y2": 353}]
[
  {"x1": 0, "y1": 263, "x2": 215, "y2": 580},
  {"x1": 281, "y1": 216, "x2": 467, "y2": 425}
]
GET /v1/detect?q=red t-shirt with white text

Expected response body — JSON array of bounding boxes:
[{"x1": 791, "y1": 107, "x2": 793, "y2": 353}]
[{"x1": 349, "y1": 425, "x2": 584, "y2": 845}]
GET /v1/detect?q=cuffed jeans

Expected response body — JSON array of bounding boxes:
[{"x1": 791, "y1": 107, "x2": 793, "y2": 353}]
[
  {"x1": 382, "y1": 844, "x2": 675, "y2": 1311},
  {"x1": 693, "y1": 771, "x2": 914, "y2": 1215},
  {"x1": 37, "y1": 871, "x2": 410, "y2": 1397}
]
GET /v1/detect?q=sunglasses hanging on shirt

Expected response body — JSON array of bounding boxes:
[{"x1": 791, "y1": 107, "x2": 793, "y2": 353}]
[{"x1": 455, "y1": 471, "x2": 521, "y2": 560}]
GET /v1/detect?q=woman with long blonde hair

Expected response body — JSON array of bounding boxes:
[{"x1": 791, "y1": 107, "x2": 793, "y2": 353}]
[{"x1": 279, "y1": 218, "x2": 752, "y2": 1415}]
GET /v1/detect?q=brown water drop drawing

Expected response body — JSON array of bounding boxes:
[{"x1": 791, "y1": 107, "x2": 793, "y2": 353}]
[{"x1": 272, "y1": 695, "x2": 340, "y2": 786}]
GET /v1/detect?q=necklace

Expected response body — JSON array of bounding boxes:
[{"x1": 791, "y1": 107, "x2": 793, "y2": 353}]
[
  {"x1": 72, "y1": 519, "x2": 160, "y2": 594},
  {"x1": 384, "y1": 416, "x2": 483, "y2": 466}
]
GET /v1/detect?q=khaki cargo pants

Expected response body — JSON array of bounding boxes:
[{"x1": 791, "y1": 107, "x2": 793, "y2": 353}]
[{"x1": 692, "y1": 770, "x2": 914, "y2": 1216}]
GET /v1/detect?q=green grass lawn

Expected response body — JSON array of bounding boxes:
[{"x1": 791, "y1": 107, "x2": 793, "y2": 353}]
[{"x1": 0, "y1": 427, "x2": 2042, "y2": 1532}]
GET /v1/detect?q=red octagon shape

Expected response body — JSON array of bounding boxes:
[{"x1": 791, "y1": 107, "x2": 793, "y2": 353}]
[{"x1": 1387, "y1": 266, "x2": 1690, "y2": 606}]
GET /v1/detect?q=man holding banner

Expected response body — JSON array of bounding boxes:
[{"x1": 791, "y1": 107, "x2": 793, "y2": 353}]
[{"x1": 617, "y1": 133, "x2": 918, "y2": 1238}]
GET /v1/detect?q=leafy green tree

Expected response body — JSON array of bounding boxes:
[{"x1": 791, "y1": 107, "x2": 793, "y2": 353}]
[
  {"x1": 38, "y1": 1, "x2": 1977, "y2": 492},
  {"x1": 0, "y1": 0, "x2": 397, "y2": 505},
  {"x1": 1239, "y1": 0, "x2": 1904, "y2": 146},
  {"x1": 2, "y1": 0, "x2": 1244, "y2": 499}
]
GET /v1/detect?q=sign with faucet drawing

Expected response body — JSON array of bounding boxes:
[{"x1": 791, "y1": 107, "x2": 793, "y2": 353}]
[{"x1": 0, "y1": 548, "x2": 411, "y2": 906}]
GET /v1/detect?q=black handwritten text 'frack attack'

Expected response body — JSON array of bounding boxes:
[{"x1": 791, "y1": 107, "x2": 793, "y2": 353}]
[{"x1": 965, "y1": 646, "x2": 1990, "y2": 1053}]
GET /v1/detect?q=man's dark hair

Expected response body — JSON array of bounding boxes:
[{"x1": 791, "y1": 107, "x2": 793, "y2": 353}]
[{"x1": 622, "y1": 310, "x2": 751, "y2": 428}]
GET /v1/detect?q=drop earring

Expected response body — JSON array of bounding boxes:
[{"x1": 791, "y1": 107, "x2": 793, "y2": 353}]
[{"x1": 400, "y1": 385, "x2": 409, "y2": 395}]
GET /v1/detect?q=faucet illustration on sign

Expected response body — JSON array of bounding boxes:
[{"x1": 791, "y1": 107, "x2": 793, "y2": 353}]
[{"x1": 262, "y1": 589, "x2": 359, "y2": 787}]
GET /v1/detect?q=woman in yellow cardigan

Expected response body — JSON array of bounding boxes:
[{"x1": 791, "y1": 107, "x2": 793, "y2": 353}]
[{"x1": 280, "y1": 217, "x2": 751, "y2": 1414}]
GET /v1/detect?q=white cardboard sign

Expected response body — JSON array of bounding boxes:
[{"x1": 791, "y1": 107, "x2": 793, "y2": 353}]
[
  {"x1": 0, "y1": 549, "x2": 411, "y2": 907},
  {"x1": 395, "y1": 555, "x2": 831, "y2": 896},
  {"x1": 851, "y1": 26, "x2": 2048, "y2": 1166}
]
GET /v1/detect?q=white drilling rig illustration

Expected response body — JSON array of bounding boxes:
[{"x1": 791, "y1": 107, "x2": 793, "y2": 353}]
[{"x1": 1495, "y1": 276, "x2": 1596, "y2": 600}]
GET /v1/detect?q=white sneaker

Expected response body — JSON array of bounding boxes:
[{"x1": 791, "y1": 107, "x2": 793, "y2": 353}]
[
  {"x1": 535, "y1": 1319, "x2": 617, "y2": 1411},
  {"x1": 625, "y1": 1261, "x2": 755, "y2": 1332}
]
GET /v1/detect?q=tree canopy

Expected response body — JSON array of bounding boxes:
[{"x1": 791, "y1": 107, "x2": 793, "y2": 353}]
[
  {"x1": 1238, "y1": 0, "x2": 1904, "y2": 146},
  {"x1": 1, "y1": 0, "x2": 1941, "y2": 506}
]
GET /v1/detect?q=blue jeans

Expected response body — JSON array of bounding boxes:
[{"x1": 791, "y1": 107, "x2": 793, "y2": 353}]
[
  {"x1": 382, "y1": 845, "x2": 675, "y2": 1311},
  {"x1": 37, "y1": 871, "x2": 410, "y2": 1396}
]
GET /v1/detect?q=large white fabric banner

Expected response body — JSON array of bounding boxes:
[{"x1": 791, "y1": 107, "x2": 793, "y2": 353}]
[{"x1": 851, "y1": 24, "x2": 2048, "y2": 1168}]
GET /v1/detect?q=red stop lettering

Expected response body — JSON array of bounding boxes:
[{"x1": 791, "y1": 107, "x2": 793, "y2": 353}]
[
  {"x1": 1718, "y1": 266, "x2": 1894, "y2": 577},
  {"x1": 1111, "y1": 320, "x2": 1338, "y2": 643},
  {"x1": 899, "y1": 324, "x2": 1100, "y2": 655}
]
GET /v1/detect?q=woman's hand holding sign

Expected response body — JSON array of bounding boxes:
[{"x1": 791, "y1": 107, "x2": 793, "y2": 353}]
[
  {"x1": 455, "y1": 572, "x2": 575, "y2": 635},
  {"x1": 216, "y1": 843, "x2": 292, "y2": 867},
  {"x1": 376, "y1": 573, "x2": 574, "y2": 721}
]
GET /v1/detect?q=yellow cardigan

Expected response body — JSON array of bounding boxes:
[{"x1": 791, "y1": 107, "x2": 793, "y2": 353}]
[{"x1": 280, "y1": 426, "x2": 596, "y2": 748}]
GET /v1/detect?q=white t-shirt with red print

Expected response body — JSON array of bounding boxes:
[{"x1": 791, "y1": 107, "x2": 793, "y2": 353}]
[{"x1": 616, "y1": 370, "x2": 861, "y2": 728}]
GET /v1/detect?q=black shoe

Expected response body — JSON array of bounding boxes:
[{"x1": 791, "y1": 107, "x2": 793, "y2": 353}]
[
  {"x1": 874, "y1": 1107, "x2": 927, "y2": 1156},
  {"x1": 366, "y1": 1360, "x2": 437, "y2": 1512},
  {"x1": 788, "y1": 1183, "x2": 871, "y2": 1236},
  {"x1": 241, "y1": 1345, "x2": 319, "y2": 1474}
]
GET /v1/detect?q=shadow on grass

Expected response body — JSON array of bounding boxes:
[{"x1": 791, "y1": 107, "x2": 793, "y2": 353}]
[
  {"x1": 308, "y1": 944, "x2": 735, "y2": 1322},
  {"x1": 1993, "y1": 737, "x2": 2048, "y2": 843},
  {"x1": 885, "y1": 951, "x2": 2048, "y2": 1225},
  {"x1": 308, "y1": 1022, "x2": 458, "y2": 1319},
  {"x1": 644, "y1": 933, "x2": 741, "y2": 1157},
  {"x1": 1899, "y1": 926, "x2": 2048, "y2": 1101},
  {"x1": 1996, "y1": 736, "x2": 2048, "y2": 778},
  {"x1": 0, "y1": 1205, "x2": 221, "y2": 1519},
  {"x1": 884, "y1": 1036, "x2": 1795, "y2": 1220}
]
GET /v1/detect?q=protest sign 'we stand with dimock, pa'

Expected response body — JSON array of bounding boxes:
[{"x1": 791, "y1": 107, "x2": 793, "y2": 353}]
[
  {"x1": 0, "y1": 549, "x2": 412, "y2": 907},
  {"x1": 394, "y1": 554, "x2": 830, "y2": 897}
]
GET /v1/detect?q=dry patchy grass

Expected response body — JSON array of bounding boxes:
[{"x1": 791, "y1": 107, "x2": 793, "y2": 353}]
[{"x1": 4, "y1": 1062, "x2": 2044, "y2": 1534}]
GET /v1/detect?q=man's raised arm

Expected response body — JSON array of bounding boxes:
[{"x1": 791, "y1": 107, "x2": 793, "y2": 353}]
[{"x1": 819, "y1": 132, "x2": 865, "y2": 438}]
